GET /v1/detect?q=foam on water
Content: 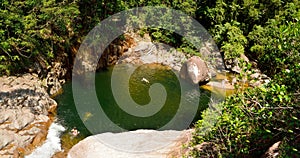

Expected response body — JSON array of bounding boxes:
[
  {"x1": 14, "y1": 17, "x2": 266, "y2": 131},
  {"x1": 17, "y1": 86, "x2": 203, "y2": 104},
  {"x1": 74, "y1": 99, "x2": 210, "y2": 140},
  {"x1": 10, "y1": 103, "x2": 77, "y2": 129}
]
[{"x1": 26, "y1": 123, "x2": 66, "y2": 158}]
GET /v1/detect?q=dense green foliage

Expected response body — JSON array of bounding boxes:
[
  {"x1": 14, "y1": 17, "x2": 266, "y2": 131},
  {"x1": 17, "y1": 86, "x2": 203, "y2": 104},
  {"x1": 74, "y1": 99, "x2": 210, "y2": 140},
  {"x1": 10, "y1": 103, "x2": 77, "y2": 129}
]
[
  {"x1": 189, "y1": 1, "x2": 300, "y2": 157},
  {"x1": 192, "y1": 81, "x2": 299, "y2": 157},
  {"x1": 195, "y1": 0, "x2": 300, "y2": 59},
  {"x1": 0, "y1": 0, "x2": 197, "y2": 75},
  {"x1": 2, "y1": 0, "x2": 298, "y2": 75},
  {"x1": 0, "y1": 0, "x2": 80, "y2": 74},
  {"x1": 0, "y1": 0, "x2": 299, "y2": 157}
]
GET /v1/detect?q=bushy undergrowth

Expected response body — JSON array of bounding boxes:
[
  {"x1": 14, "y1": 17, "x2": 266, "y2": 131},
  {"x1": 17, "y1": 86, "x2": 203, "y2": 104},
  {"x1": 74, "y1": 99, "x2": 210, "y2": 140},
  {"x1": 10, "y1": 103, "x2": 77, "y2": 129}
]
[
  {"x1": 191, "y1": 81, "x2": 299, "y2": 157},
  {"x1": 190, "y1": 34, "x2": 299, "y2": 158},
  {"x1": 188, "y1": 1, "x2": 300, "y2": 157}
]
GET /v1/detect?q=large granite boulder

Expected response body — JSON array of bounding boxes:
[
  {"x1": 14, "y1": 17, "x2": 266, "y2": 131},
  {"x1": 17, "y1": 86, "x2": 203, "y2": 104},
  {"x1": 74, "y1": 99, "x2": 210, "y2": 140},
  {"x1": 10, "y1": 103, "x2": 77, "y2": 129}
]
[
  {"x1": 180, "y1": 56, "x2": 210, "y2": 84},
  {"x1": 68, "y1": 130, "x2": 192, "y2": 158}
]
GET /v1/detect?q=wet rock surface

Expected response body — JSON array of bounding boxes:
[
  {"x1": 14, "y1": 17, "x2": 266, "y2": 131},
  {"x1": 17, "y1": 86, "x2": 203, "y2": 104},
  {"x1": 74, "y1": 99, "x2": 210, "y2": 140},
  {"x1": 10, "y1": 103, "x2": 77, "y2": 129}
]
[{"x1": 0, "y1": 74, "x2": 56, "y2": 157}]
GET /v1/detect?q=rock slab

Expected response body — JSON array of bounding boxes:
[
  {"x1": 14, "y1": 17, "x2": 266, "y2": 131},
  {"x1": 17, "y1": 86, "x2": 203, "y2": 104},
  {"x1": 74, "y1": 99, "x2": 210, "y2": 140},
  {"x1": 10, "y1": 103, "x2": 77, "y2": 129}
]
[{"x1": 68, "y1": 130, "x2": 192, "y2": 158}]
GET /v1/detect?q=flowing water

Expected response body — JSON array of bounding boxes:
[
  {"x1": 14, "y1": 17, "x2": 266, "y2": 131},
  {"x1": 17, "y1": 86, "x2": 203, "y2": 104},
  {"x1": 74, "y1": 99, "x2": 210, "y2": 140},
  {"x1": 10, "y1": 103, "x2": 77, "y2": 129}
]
[
  {"x1": 55, "y1": 63, "x2": 214, "y2": 148},
  {"x1": 26, "y1": 123, "x2": 66, "y2": 158}
]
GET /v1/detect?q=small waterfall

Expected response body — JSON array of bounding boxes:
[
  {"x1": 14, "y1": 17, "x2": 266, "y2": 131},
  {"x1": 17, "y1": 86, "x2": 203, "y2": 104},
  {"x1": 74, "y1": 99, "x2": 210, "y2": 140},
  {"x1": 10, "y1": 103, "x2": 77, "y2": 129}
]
[{"x1": 26, "y1": 123, "x2": 66, "y2": 158}]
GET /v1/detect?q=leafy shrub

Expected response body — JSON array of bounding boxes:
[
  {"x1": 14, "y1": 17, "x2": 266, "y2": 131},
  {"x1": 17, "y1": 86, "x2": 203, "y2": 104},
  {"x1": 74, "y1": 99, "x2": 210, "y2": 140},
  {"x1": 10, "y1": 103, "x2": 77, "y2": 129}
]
[
  {"x1": 249, "y1": 21, "x2": 299, "y2": 70},
  {"x1": 191, "y1": 81, "x2": 300, "y2": 157},
  {"x1": 214, "y1": 21, "x2": 247, "y2": 59},
  {"x1": 189, "y1": 1, "x2": 300, "y2": 157},
  {"x1": 0, "y1": 0, "x2": 80, "y2": 75},
  {"x1": 196, "y1": 0, "x2": 299, "y2": 65}
]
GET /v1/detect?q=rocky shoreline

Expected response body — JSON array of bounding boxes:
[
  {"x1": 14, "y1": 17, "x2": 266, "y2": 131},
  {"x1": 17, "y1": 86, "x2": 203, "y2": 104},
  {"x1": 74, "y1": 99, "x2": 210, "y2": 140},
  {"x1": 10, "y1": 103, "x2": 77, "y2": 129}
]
[
  {"x1": 0, "y1": 33, "x2": 271, "y2": 158},
  {"x1": 0, "y1": 33, "x2": 134, "y2": 158},
  {"x1": 0, "y1": 74, "x2": 57, "y2": 158}
]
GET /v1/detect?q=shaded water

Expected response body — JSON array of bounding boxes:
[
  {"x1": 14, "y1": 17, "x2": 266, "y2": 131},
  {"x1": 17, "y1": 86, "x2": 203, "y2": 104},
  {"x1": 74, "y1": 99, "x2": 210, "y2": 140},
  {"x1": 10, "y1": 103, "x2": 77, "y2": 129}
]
[{"x1": 55, "y1": 63, "x2": 212, "y2": 141}]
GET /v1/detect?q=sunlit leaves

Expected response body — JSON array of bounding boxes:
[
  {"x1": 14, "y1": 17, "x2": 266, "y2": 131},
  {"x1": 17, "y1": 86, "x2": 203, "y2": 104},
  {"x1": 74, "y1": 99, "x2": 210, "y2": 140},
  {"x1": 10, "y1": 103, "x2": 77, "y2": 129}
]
[{"x1": 0, "y1": 0, "x2": 80, "y2": 75}]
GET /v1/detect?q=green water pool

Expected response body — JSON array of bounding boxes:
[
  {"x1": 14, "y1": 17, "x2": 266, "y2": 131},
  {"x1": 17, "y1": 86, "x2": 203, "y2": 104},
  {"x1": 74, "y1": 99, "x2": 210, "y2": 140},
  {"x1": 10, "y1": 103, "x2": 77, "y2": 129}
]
[{"x1": 55, "y1": 63, "x2": 212, "y2": 138}]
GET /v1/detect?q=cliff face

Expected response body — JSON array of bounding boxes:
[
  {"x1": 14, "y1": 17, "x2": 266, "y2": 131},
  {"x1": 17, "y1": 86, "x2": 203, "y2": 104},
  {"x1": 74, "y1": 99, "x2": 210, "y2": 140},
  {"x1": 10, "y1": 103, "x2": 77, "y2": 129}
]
[{"x1": 72, "y1": 34, "x2": 136, "y2": 76}]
